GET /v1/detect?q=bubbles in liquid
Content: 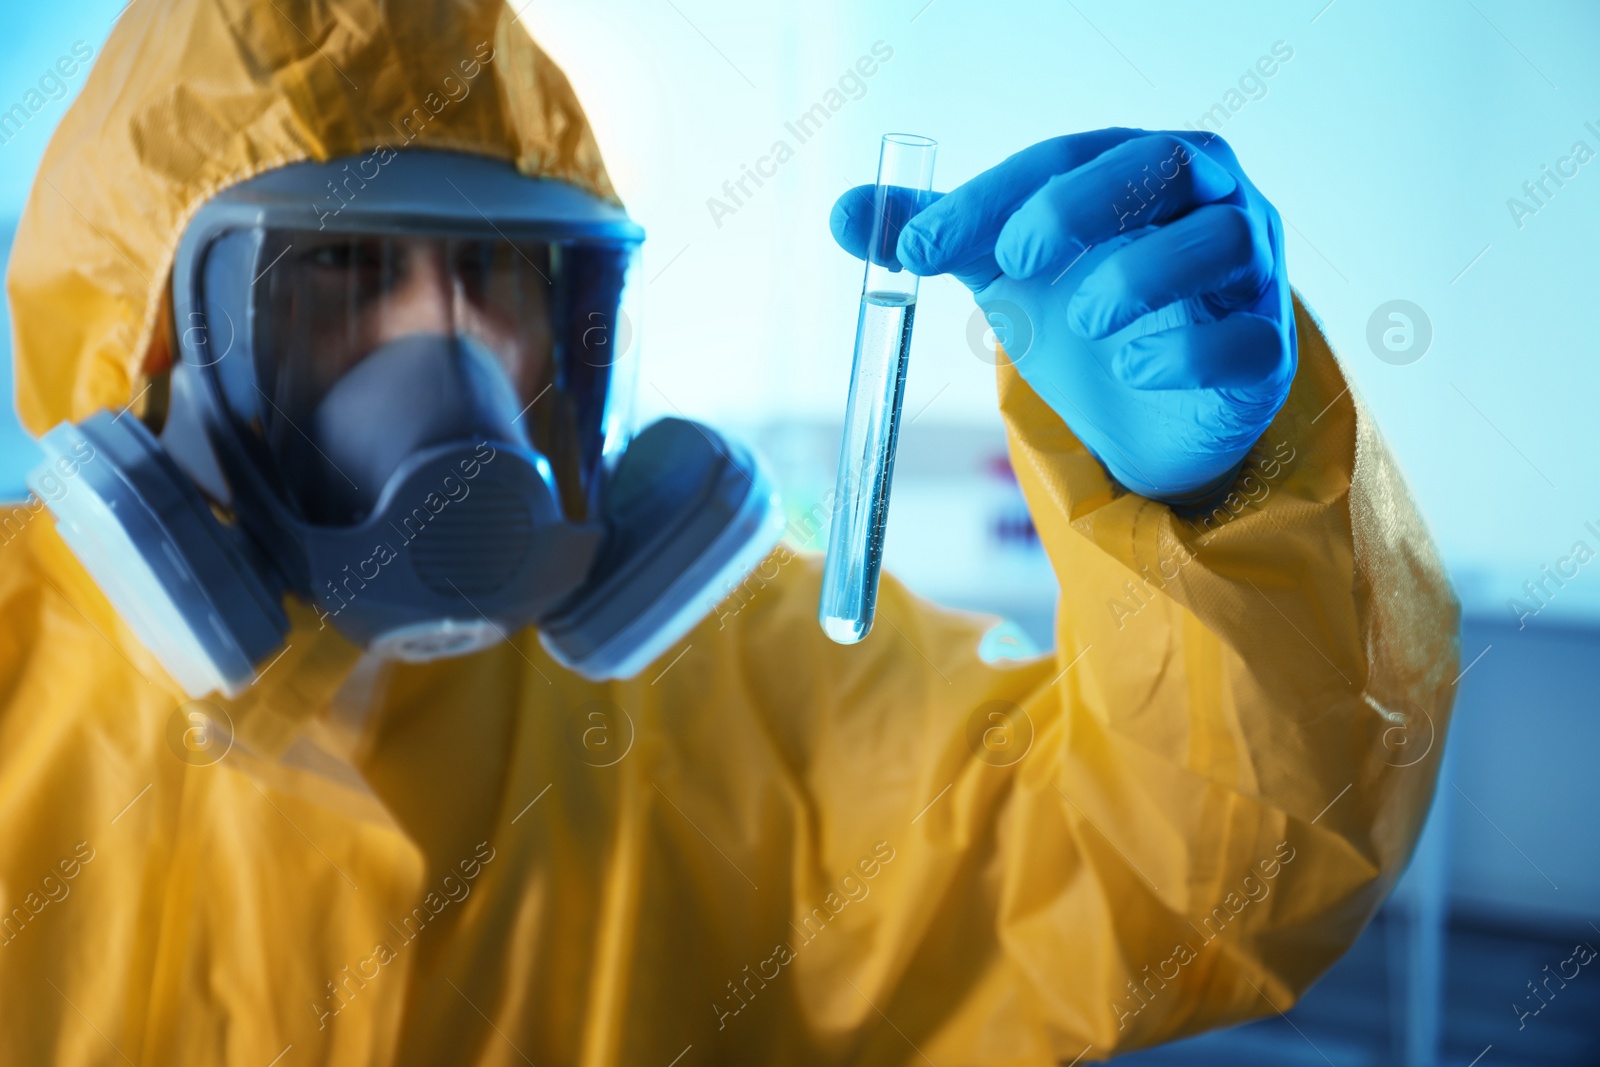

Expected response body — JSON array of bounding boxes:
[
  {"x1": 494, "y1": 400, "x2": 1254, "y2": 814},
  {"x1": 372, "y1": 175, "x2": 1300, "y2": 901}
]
[{"x1": 819, "y1": 291, "x2": 916, "y2": 644}]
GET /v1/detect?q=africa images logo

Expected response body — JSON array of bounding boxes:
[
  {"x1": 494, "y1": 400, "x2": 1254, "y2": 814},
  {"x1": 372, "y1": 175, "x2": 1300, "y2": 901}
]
[
  {"x1": 0, "y1": 40, "x2": 94, "y2": 147},
  {"x1": 705, "y1": 41, "x2": 895, "y2": 228},
  {"x1": 312, "y1": 40, "x2": 497, "y2": 229}
]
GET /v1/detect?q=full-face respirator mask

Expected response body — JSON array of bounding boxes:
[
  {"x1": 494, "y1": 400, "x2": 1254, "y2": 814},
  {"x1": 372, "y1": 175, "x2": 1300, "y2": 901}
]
[{"x1": 28, "y1": 150, "x2": 782, "y2": 697}]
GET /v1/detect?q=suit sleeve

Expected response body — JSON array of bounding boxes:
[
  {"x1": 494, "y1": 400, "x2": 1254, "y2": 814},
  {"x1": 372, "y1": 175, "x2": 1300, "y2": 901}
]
[{"x1": 757, "y1": 293, "x2": 1459, "y2": 1063}]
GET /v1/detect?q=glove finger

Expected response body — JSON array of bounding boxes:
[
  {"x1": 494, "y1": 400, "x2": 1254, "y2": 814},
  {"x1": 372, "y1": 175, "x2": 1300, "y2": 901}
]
[
  {"x1": 1113, "y1": 312, "x2": 1290, "y2": 395},
  {"x1": 996, "y1": 134, "x2": 1239, "y2": 281},
  {"x1": 830, "y1": 184, "x2": 945, "y2": 271},
  {"x1": 1067, "y1": 205, "x2": 1273, "y2": 338},
  {"x1": 829, "y1": 184, "x2": 879, "y2": 258},
  {"x1": 894, "y1": 129, "x2": 1143, "y2": 287}
]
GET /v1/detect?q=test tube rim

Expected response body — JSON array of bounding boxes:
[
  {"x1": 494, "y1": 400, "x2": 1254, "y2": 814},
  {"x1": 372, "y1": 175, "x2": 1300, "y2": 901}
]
[{"x1": 882, "y1": 132, "x2": 938, "y2": 150}]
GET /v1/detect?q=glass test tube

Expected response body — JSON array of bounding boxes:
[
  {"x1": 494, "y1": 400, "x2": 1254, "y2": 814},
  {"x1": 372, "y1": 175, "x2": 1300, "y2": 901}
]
[{"x1": 819, "y1": 133, "x2": 937, "y2": 644}]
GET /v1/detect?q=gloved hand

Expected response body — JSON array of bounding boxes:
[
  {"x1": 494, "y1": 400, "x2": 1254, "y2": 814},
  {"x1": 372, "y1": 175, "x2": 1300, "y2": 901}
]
[{"x1": 830, "y1": 129, "x2": 1296, "y2": 507}]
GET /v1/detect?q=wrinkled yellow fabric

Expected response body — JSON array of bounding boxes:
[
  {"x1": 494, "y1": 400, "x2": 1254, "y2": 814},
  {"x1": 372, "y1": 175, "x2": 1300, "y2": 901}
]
[{"x1": 0, "y1": 1, "x2": 1459, "y2": 1064}]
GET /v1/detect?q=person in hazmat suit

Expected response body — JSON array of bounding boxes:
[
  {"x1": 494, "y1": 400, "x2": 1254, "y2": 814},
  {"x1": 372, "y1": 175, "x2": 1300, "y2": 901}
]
[{"x1": 0, "y1": 1, "x2": 1458, "y2": 1064}]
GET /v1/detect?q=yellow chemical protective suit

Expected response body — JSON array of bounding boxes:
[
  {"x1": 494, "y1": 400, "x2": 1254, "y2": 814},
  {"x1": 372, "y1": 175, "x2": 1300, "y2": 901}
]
[{"x1": 0, "y1": 1, "x2": 1459, "y2": 1064}]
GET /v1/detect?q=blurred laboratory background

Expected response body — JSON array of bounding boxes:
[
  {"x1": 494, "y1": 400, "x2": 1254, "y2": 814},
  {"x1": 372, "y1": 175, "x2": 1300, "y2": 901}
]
[{"x1": 3, "y1": 1, "x2": 1598, "y2": 1063}]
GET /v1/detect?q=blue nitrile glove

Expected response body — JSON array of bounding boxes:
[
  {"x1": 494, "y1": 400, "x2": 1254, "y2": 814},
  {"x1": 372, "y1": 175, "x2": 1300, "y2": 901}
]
[{"x1": 830, "y1": 129, "x2": 1296, "y2": 507}]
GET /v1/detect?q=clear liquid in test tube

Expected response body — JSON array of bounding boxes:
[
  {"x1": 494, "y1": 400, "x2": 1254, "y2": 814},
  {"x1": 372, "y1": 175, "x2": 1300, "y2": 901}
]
[{"x1": 819, "y1": 133, "x2": 937, "y2": 644}]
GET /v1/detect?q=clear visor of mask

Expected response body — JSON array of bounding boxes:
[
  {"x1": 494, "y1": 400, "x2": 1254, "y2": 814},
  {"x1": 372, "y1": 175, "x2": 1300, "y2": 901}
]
[{"x1": 193, "y1": 226, "x2": 638, "y2": 527}]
